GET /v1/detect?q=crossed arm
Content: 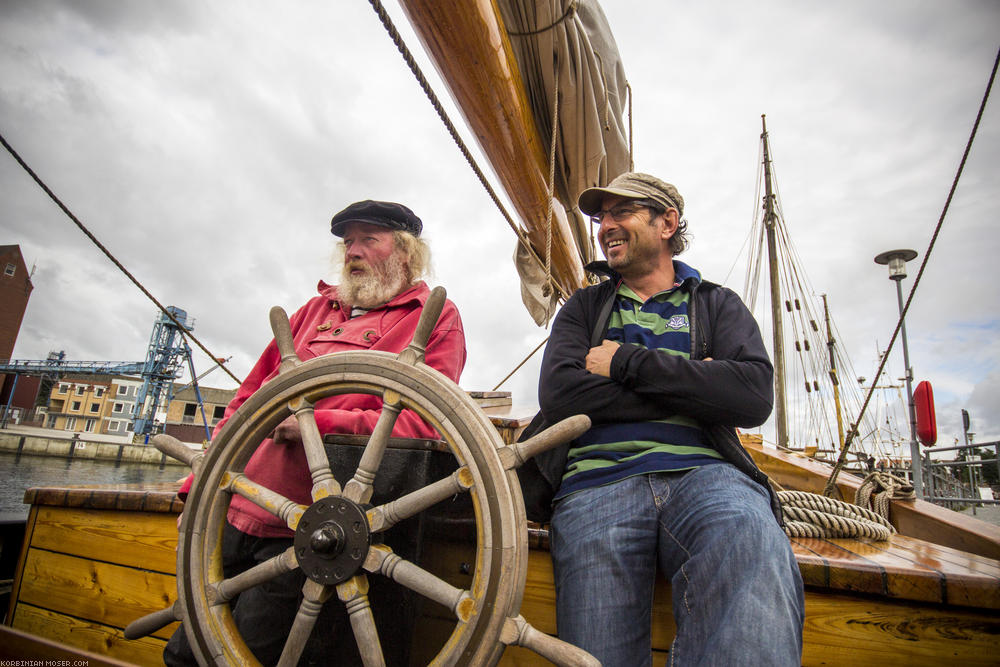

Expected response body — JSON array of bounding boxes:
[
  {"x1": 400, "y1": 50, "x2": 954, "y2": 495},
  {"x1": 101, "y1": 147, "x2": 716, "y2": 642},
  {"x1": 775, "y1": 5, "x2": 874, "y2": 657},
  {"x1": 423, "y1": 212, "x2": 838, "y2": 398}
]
[{"x1": 539, "y1": 288, "x2": 773, "y2": 430}]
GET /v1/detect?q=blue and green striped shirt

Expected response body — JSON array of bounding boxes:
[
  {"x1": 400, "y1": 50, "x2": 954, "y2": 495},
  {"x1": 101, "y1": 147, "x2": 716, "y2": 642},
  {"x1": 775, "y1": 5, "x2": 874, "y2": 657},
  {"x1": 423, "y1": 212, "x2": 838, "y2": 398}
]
[{"x1": 555, "y1": 261, "x2": 722, "y2": 500}]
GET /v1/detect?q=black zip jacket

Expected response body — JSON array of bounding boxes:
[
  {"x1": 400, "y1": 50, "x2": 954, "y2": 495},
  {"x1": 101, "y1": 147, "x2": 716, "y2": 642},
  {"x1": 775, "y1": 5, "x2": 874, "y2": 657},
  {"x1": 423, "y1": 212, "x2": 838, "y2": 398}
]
[{"x1": 517, "y1": 262, "x2": 784, "y2": 525}]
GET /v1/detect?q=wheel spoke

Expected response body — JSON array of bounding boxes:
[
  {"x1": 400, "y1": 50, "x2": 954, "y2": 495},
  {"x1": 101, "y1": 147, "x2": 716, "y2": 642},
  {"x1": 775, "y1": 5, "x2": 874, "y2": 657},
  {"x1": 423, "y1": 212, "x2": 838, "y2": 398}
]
[
  {"x1": 497, "y1": 415, "x2": 592, "y2": 471},
  {"x1": 269, "y1": 306, "x2": 302, "y2": 374},
  {"x1": 210, "y1": 547, "x2": 299, "y2": 605},
  {"x1": 342, "y1": 390, "x2": 402, "y2": 505},
  {"x1": 289, "y1": 398, "x2": 341, "y2": 499},
  {"x1": 367, "y1": 466, "x2": 473, "y2": 533},
  {"x1": 225, "y1": 472, "x2": 306, "y2": 530},
  {"x1": 277, "y1": 579, "x2": 334, "y2": 667},
  {"x1": 364, "y1": 545, "x2": 474, "y2": 621},
  {"x1": 500, "y1": 615, "x2": 600, "y2": 667},
  {"x1": 337, "y1": 575, "x2": 385, "y2": 667},
  {"x1": 396, "y1": 286, "x2": 445, "y2": 366},
  {"x1": 151, "y1": 433, "x2": 204, "y2": 473}
]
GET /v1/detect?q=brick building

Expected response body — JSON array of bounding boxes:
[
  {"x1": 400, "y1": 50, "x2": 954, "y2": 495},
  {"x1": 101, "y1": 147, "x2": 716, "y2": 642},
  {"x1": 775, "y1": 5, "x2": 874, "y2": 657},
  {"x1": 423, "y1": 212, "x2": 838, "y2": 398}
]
[{"x1": 0, "y1": 245, "x2": 35, "y2": 419}]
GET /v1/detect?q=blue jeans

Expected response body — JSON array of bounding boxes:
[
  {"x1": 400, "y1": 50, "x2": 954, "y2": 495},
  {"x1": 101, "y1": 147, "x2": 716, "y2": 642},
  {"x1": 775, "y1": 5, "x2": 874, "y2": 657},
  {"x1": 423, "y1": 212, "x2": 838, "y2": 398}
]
[{"x1": 550, "y1": 464, "x2": 804, "y2": 666}]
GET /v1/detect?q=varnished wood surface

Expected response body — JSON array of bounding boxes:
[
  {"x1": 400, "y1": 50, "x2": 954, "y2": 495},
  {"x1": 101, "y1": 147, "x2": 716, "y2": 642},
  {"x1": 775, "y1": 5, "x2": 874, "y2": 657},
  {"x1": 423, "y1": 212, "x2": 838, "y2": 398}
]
[
  {"x1": 23, "y1": 481, "x2": 184, "y2": 514},
  {"x1": 791, "y1": 534, "x2": 1000, "y2": 609},
  {"x1": 10, "y1": 604, "x2": 167, "y2": 665},
  {"x1": 18, "y1": 480, "x2": 1000, "y2": 610},
  {"x1": 745, "y1": 438, "x2": 1000, "y2": 561},
  {"x1": 0, "y1": 622, "x2": 141, "y2": 665},
  {"x1": 29, "y1": 505, "x2": 178, "y2": 574},
  {"x1": 16, "y1": 546, "x2": 178, "y2": 639},
  {"x1": 423, "y1": 537, "x2": 1000, "y2": 667},
  {"x1": 398, "y1": 0, "x2": 586, "y2": 297},
  {"x1": 528, "y1": 523, "x2": 999, "y2": 610},
  {"x1": 7, "y1": 503, "x2": 179, "y2": 664},
  {"x1": 9, "y1": 484, "x2": 1000, "y2": 665}
]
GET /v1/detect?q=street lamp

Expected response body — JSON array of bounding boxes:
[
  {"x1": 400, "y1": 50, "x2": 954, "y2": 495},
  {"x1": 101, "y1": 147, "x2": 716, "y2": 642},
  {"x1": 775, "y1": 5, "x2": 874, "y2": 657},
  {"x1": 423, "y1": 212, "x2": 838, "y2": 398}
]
[{"x1": 874, "y1": 249, "x2": 922, "y2": 498}]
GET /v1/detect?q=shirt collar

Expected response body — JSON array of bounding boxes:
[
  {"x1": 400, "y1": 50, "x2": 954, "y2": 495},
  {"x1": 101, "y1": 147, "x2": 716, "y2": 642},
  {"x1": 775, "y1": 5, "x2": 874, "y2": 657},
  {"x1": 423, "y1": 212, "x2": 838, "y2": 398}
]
[{"x1": 613, "y1": 260, "x2": 702, "y2": 303}]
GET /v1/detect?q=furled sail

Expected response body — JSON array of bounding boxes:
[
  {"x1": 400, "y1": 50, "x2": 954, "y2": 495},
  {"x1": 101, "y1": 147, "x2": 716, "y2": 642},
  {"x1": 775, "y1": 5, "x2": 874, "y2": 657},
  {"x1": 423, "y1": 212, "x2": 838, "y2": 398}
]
[{"x1": 399, "y1": 0, "x2": 631, "y2": 323}]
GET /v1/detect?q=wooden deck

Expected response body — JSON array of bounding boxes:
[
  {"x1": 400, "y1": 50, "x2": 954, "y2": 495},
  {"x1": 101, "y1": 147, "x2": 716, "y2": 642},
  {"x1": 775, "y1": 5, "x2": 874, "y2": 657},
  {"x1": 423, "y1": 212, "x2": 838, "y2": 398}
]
[{"x1": 6, "y1": 480, "x2": 999, "y2": 665}]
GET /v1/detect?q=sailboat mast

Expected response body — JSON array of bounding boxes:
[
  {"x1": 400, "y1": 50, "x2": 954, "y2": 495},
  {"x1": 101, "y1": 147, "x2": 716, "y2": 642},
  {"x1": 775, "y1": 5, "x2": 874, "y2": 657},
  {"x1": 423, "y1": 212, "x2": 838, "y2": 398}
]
[
  {"x1": 823, "y1": 294, "x2": 846, "y2": 452},
  {"x1": 760, "y1": 115, "x2": 789, "y2": 449}
]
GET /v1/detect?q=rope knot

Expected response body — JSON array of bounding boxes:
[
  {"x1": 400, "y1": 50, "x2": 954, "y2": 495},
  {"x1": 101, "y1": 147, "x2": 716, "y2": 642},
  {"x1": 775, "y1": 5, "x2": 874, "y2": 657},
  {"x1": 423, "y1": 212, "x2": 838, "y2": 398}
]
[{"x1": 855, "y1": 471, "x2": 915, "y2": 524}]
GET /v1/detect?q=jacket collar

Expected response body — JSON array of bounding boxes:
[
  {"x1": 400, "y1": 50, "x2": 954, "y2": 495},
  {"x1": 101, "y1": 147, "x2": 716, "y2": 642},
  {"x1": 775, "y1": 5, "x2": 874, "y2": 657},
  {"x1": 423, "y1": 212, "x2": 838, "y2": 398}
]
[{"x1": 584, "y1": 260, "x2": 702, "y2": 289}]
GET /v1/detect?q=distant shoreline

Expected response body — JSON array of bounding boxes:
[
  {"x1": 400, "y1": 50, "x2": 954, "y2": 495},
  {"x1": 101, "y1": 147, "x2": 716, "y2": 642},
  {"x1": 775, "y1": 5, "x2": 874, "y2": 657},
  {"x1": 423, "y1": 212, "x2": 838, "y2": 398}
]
[{"x1": 0, "y1": 428, "x2": 192, "y2": 467}]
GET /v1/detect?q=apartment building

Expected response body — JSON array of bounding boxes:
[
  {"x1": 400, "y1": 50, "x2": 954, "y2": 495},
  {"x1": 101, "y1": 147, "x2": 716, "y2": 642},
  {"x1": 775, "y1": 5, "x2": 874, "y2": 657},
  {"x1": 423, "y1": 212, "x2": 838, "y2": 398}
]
[
  {"x1": 34, "y1": 370, "x2": 234, "y2": 444},
  {"x1": 163, "y1": 385, "x2": 236, "y2": 444},
  {"x1": 44, "y1": 375, "x2": 113, "y2": 434},
  {"x1": 105, "y1": 377, "x2": 143, "y2": 438}
]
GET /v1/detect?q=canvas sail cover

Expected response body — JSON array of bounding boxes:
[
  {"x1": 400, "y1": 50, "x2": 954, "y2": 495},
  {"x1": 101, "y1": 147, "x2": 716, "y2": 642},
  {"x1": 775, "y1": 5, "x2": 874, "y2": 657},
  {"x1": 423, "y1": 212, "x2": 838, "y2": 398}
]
[{"x1": 498, "y1": 0, "x2": 632, "y2": 323}]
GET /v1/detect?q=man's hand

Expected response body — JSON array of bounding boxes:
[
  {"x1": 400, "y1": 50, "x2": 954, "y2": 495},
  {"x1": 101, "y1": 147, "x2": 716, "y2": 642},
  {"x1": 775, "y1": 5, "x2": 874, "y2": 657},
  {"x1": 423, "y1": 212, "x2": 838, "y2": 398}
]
[
  {"x1": 586, "y1": 340, "x2": 620, "y2": 377},
  {"x1": 272, "y1": 415, "x2": 302, "y2": 445}
]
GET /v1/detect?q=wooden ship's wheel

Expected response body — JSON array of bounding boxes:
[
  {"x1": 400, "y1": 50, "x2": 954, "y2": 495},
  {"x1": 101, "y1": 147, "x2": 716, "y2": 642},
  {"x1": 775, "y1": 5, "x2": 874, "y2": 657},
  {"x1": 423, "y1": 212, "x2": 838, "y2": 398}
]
[{"x1": 126, "y1": 287, "x2": 597, "y2": 667}]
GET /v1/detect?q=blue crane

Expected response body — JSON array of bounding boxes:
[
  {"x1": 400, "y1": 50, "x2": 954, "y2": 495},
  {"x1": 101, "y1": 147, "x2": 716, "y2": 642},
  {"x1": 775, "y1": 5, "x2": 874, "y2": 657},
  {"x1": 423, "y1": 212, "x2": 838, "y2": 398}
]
[{"x1": 0, "y1": 306, "x2": 210, "y2": 440}]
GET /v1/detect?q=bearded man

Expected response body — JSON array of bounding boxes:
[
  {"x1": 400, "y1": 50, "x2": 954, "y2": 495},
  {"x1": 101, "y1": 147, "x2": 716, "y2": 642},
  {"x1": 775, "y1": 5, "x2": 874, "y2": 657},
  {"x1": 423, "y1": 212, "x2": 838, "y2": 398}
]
[{"x1": 165, "y1": 200, "x2": 466, "y2": 666}]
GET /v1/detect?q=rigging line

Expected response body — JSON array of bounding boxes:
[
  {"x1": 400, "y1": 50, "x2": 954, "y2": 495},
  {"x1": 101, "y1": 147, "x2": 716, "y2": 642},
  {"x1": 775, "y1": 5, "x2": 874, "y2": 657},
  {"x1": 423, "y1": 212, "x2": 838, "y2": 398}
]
[
  {"x1": 542, "y1": 62, "x2": 561, "y2": 324},
  {"x1": 493, "y1": 335, "x2": 549, "y2": 391},
  {"x1": 626, "y1": 82, "x2": 634, "y2": 171},
  {"x1": 769, "y1": 187, "x2": 849, "y2": 451},
  {"x1": 366, "y1": 0, "x2": 569, "y2": 302},
  {"x1": 0, "y1": 130, "x2": 242, "y2": 386},
  {"x1": 506, "y1": 0, "x2": 578, "y2": 37},
  {"x1": 728, "y1": 142, "x2": 765, "y2": 290},
  {"x1": 824, "y1": 45, "x2": 1000, "y2": 497}
]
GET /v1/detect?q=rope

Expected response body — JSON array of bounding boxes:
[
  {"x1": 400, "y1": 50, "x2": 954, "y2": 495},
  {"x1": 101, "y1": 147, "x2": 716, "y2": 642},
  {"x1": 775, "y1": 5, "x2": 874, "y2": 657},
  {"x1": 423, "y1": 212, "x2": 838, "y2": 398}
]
[
  {"x1": 855, "y1": 471, "x2": 915, "y2": 521},
  {"x1": 366, "y1": 0, "x2": 569, "y2": 302},
  {"x1": 0, "y1": 130, "x2": 242, "y2": 386},
  {"x1": 778, "y1": 490, "x2": 895, "y2": 541},
  {"x1": 626, "y1": 82, "x2": 634, "y2": 171},
  {"x1": 824, "y1": 45, "x2": 1000, "y2": 496},
  {"x1": 507, "y1": 0, "x2": 578, "y2": 37},
  {"x1": 541, "y1": 63, "x2": 561, "y2": 320},
  {"x1": 492, "y1": 336, "x2": 549, "y2": 391}
]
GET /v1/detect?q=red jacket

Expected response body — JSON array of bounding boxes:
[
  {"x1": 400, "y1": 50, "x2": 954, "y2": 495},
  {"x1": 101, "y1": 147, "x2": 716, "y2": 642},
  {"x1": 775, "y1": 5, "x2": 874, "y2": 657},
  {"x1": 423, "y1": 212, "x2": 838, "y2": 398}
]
[{"x1": 180, "y1": 280, "x2": 466, "y2": 537}]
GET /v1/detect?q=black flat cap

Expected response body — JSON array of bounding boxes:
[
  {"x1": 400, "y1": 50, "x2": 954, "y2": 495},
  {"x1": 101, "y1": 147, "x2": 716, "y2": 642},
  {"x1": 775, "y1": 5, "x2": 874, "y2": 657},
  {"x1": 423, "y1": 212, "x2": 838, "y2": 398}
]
[{"x1": 330, "y1": 200, "x2": 423, "y2": 237}]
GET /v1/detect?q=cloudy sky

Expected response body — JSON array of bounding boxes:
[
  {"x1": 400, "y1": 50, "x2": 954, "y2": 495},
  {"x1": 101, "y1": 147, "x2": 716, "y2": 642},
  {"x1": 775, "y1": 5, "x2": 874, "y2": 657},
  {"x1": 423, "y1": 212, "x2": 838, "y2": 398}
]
[{"x1": 1, "y1": 1, "x2": 998, "y2": 455}]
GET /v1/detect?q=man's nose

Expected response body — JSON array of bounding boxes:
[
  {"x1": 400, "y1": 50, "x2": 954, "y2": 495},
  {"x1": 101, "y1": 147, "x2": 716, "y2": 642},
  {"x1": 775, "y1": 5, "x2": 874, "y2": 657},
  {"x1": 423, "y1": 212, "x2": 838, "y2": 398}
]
[{"x1": 598, "y1": 217, "x2": 617, "y2": 238}]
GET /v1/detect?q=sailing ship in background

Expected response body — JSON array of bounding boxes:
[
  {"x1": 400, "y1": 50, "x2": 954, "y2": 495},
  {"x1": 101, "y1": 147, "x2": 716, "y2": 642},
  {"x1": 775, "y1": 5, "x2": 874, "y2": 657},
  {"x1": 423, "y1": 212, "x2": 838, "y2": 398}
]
[
  {"x1": 741, "y1": 115, "x2": 917, "y2": 471},
  {"x1": 3, "y1": 1, "x2": 1000, "y2": 665}
]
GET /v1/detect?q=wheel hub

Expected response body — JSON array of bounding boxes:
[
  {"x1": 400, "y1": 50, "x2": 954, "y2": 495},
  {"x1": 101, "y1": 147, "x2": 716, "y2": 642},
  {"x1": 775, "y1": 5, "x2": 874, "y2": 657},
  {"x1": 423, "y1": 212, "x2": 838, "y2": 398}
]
[{"x1": 294, "y1": 495, "x2": 371, "y2": 585}]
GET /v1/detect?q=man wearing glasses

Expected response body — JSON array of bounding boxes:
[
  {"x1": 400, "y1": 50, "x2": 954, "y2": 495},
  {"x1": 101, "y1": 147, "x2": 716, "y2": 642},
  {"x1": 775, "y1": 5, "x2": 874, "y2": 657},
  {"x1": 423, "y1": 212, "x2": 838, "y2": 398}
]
[{"x1": 519, "y1": 172, "x2": 804, "y2": 665}]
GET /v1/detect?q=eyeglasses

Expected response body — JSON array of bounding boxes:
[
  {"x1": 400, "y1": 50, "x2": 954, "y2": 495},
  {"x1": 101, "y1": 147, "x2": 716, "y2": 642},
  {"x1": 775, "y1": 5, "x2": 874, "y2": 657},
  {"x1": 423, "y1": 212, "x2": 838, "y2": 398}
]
[{"x1": 589, "y1": 200, "x2": 660, "y2": 225}]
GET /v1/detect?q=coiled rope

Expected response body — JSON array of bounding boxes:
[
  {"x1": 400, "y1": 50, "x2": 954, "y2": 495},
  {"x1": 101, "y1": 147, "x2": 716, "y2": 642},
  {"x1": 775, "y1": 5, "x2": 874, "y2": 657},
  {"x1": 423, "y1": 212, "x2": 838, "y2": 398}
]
[
  {"x1": 855, "y1": 471, "x2": 915, "y2": 522},
  {"x1": 778, "y1": 490, "x2": 896, "y2": 541}
]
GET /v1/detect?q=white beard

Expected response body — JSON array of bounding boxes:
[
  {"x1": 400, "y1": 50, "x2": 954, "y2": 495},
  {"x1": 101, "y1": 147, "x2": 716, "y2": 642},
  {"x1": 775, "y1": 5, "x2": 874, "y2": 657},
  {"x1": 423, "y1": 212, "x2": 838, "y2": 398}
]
[{"x1": 339, "y1": 251, "x2": 410, "y2": 309}]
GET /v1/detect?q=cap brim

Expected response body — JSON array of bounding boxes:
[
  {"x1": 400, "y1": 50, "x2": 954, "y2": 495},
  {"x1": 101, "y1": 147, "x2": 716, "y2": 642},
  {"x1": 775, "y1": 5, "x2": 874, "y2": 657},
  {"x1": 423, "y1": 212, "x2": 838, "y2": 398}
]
[
  {"x1": 578, "y1": 186, "x2": 649, "y2": 215},
  {"x1": 330, "y1": 218, "x2": 395, "y2": 237}
]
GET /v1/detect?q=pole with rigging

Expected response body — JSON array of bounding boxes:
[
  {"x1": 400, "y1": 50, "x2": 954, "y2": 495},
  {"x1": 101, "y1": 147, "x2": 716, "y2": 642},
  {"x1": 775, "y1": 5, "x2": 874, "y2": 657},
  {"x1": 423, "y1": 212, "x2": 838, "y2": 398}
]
[
  {"x1": 760, "y1": 115, "x2": 789, "y2": 449},
  {"x1": 823, "y1": 294, "x2": 847, "y2": 454}
]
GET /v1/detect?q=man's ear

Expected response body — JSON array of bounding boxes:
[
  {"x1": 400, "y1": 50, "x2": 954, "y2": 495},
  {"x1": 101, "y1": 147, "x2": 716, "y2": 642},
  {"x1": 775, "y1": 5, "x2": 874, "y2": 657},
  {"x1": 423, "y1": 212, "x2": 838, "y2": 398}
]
[{"x1": 661, "y1": 209, "x2": 680, "y2": 240}]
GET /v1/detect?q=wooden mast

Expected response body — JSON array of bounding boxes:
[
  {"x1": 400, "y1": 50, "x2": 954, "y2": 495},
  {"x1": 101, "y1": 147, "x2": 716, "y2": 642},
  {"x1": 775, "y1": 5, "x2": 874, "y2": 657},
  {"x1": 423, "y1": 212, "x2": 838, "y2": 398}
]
[
  {"x1": 396, "y1": 0, "x2": 586, "y2": 297},
  {"x1": 823, "y1": 294, "x2": 847, "y2": 453},
  {"x1": 760, "y1": 114, "x2": 789, "y2": 449}
]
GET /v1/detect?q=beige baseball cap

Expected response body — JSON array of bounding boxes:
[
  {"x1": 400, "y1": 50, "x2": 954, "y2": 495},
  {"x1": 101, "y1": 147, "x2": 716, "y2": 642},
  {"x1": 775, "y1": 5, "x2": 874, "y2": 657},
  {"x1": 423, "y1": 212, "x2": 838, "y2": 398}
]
[{"x1": 578, "y1": 172, "x2": 684, "y2": 217}]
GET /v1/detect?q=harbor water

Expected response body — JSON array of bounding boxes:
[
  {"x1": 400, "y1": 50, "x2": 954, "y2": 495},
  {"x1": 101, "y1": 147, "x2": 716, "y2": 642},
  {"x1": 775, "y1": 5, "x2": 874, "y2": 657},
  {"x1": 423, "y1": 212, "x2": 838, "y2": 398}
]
[{"x1": 0, "y1": 451, "x2": 186, "y2": 523}]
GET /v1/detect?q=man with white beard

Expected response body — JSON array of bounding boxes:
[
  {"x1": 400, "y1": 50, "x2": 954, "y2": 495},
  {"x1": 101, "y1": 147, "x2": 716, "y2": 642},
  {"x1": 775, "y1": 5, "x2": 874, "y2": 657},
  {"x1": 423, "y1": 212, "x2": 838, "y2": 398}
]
[{"x1": 165, "y1": 200, "x2": 467, "y2": 666}]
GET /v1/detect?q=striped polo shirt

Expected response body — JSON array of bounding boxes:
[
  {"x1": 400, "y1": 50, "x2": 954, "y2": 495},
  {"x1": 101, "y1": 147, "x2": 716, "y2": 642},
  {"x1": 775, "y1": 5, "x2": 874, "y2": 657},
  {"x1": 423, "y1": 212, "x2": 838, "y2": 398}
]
[{"x1": 555, "y1": 261, "x2": 723, "y2": 500}]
